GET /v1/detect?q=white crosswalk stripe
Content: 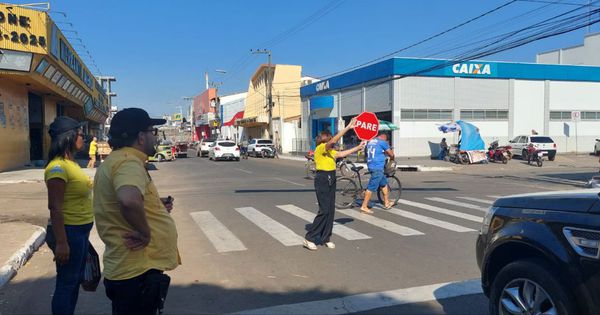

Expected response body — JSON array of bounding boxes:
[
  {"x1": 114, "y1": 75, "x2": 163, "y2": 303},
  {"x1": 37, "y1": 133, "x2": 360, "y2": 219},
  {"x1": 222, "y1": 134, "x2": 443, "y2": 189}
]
[
  {"x1": 235, "y1": 207, "x2": 304, "y2": 246},
  {"x1": 337, "y1": 209, "x2": 424, "y2": 236},
  {"x1": 384, "y1": 207, "x2": 476, "y2": 233},
  {"x1": 398, "y1": 199, "x2": 482, "y2": 222},
  {"x1": 276, "y1": 205, "x2": 371, "y2": 240},
  {"x1": 190, "y1": 211, "x2": 247, "y2": 253},
  {"x1": 457, "y1": 197, "x2": 495, "y2": 205},
  {"x1": 425, "y1": 197, "x2": 488, "y2": 212}
]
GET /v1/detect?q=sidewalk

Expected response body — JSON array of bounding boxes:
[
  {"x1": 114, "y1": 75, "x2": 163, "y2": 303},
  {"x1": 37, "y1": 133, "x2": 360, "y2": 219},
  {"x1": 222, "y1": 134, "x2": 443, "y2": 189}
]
[{"x1": 0, "y1": 163, "x2": 96, "y2": 289}]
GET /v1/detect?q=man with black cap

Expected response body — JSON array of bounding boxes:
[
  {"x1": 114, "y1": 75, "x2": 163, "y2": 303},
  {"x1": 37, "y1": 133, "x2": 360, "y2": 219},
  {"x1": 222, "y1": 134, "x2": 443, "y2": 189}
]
[{"x1": 93, "y1": 108, "x2": 180, "y2": 314}]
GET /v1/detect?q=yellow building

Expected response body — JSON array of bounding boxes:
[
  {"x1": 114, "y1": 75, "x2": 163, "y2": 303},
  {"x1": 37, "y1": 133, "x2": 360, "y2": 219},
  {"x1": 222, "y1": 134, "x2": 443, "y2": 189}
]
[
  {"x1": 0, "y1": 3, "x2": 109, "y2": 171},
  {"x1": 240, "y1": 64, "x2": 302, "y2": 152}
]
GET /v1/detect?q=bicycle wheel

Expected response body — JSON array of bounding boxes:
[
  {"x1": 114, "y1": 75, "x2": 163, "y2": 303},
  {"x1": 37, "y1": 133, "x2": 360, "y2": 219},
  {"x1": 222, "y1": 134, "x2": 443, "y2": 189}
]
[
  {"x1": 339, "y1": 161, "x2": 355, "y2": 178},
  {"x1": 335, "y1": 177, "x2": 358, "y2": 209},
  {"x1": 377, "y1": 176, "x2": 402, "y2": 206}
]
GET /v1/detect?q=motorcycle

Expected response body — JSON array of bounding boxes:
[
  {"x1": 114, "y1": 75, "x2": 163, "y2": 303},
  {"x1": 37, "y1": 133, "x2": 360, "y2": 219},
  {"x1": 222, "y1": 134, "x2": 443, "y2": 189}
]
[
  {"x1": 445, "y1": 145, "x2": 470, "y2": 164},
  {"x1": 526, "y1": 145, "x2": 543, "y2": 167},
  {"x1": 258, "y1": 146, "x2": 276, "y2": 158},
  {"x1": 487, "y1": 140, "x2": 512, "y2": 164}
]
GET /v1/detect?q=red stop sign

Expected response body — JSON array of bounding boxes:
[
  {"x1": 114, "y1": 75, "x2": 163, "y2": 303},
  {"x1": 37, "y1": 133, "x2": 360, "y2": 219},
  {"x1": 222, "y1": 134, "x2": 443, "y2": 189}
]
[{"x1": 354, "y1": 112, "x2": 379, "y2": 140}]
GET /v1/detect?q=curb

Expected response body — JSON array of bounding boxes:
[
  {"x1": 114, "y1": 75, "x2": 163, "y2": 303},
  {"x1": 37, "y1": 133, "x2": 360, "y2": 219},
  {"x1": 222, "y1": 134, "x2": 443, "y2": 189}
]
[
  {"x1": 0, "y1": 226, "x2": 46, "y2": 289},
  {"x1": 278, "y1": 155, "x2": 455, "y2": 172}
]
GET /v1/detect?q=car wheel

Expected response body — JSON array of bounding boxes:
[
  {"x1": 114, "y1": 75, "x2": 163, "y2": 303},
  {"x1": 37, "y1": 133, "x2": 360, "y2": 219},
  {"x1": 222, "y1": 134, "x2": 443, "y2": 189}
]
[
  {"x1": 236, "y1": 158, "x2": 240, "y2": 161},
  {"x1": 489, "y1": 259, "x2": 577, "y2": 315},
  {"x1": 521, "y1": 149, "x2": 528, "y2": 160},
  {"x1": 548, "y1": 155, "x2": 555, "y2": 161},
  {"x1": 157, "y1": 154, "x2": 164, "y2": 162},
  {"x1": 596, "y1": 150, "x2": 600, "y2": 156}
]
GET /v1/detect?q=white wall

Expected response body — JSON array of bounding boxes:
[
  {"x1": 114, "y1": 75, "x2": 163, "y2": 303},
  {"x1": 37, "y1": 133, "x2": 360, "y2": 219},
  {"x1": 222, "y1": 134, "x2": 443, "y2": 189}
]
[
  {"x1": 549, "y1": 121, "x2": 599, "y2": 153},
  {"x1": 513, "y1": 80, "x2": 545, "y2": 136},
  {"x1": 549, "y1": 81, "x2": 600, "y2": 110}
]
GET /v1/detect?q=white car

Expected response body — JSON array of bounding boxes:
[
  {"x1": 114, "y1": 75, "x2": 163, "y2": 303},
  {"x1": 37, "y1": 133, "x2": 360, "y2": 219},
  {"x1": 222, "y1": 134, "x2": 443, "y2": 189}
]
[
  {"x1": 197, "y1": 138, "x2": 216, "y2": 157},
  {"x1": 208, "y1": 140, "x2": 240, "y2": 161},
  {"x1": 247, "y1": 139, "x2": 276, "y2": 158},
  {"x1": 508, "y1": 135, "x2": 557, "y2": 161}
]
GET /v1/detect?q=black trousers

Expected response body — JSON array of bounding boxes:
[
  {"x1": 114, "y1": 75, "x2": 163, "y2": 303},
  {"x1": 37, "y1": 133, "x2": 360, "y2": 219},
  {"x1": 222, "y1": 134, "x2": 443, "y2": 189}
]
[
  {"x1": 306, "y1": 171, "x2": 336, "y2": 244},
  {"x1": 104, "y1": 269, "x2": 168, "y2": 315}
]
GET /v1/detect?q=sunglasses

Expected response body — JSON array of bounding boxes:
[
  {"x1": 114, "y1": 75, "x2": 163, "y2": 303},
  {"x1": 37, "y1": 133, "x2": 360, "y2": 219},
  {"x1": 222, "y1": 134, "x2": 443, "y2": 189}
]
[{"x1": 144, "y1": 128, "x2": 159, "y2": 136}]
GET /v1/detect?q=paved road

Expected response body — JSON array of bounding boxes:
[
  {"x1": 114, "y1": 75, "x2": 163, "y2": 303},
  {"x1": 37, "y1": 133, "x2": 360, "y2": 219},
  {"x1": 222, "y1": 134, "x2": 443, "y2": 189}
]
[{"x1": 1, "y1": 152, "x2": 595, "y2": 314}]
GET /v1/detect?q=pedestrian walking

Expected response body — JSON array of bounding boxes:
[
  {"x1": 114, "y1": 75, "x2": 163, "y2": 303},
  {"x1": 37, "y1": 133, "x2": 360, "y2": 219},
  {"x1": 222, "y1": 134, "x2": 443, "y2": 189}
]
[
  {"x1": 93, "y1": 108, "x2": 180, "y2": 315},
  {"x1": 303, "y1": 117, "x2": 366, "y2": 251},
  {"x1": 360, "y1": 132, "x2": 395, "y2": 213},
  {"x1": 87, "y1": 136, "x2": 98, "y2": 168},
  {"x1": 44, "y1": 116, "x2": 93, "y2": 315}
]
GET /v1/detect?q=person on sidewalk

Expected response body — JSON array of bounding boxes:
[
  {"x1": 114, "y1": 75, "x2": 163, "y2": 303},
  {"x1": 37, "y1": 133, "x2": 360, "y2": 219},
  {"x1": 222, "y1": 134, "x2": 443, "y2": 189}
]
[
  {"x1": 93, "y1": 108, "x2": 180, "y2": 315},
  {"x1": 87, "y1": 136, "x2": 98, "y2": 168},
  {"x1": 438, "y1": 138, "x2": 448, "y2": 160},
  {"x1": 304, "y1": 117, "x2": 366, "y2": 251},
  {"x1": 360, "y1": 132, "x2": 395, "y2": 214},
  {"x1": 44, "y1": 116, "x2": 93, "y2": 315}
]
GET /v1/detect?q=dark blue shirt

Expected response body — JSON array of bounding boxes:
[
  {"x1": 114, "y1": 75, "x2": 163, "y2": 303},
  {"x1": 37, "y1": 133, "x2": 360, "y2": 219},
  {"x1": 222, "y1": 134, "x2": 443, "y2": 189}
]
[{"x1": 366, "y1": 138, "x2": 390, "y2": 170}]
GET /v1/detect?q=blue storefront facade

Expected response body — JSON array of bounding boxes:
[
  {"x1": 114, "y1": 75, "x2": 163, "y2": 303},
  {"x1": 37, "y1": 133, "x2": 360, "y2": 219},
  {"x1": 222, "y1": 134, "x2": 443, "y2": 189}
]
[{"x1": 300, "y1": 57, "x2": 600, "y2": 156}]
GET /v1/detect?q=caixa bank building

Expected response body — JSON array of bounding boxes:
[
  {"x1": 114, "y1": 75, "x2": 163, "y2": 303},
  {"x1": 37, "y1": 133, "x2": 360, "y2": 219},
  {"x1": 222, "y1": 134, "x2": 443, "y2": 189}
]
[{"x1": 300, "y1": 57, "x2": 600, "y2": 157}]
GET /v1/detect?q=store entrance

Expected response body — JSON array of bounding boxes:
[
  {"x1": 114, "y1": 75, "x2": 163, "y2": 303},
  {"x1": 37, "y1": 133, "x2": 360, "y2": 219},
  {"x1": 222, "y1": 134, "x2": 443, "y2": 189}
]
[
  {"x1": 311, "y1": 117, "x2": 336, "y2": 149},
  {"x1": 28, "y1": 93, "x2": 44, "y2": 162}
]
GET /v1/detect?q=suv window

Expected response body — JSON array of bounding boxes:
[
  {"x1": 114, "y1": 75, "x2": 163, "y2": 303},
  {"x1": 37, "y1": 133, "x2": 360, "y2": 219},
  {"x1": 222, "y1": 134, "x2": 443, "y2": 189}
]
[
  {"x1": 518, "y1": 136, "x2": 527, "y2": 143},
  {"x1": 258, "y1": 140, "x2": 273, "y2": 144},
  {"x1": 531, "y1": 136, "x2": 554, "y2": 143},
  {"x1": 218, "y1": 142, "x2": 236, "y2": 147}
]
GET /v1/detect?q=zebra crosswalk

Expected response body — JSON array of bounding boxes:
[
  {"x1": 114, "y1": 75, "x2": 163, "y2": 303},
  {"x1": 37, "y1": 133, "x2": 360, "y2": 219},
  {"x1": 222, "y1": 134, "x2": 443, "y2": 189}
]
[{"x1": 184, "y1": 195, "x2": 499, "y2": 254}]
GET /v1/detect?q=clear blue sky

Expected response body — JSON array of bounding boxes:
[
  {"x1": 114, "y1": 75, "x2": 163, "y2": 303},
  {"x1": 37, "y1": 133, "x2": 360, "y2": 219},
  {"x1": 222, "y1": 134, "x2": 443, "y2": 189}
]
[{"x1": 12, "y1": 0, "x2": 599, "y2": 117}]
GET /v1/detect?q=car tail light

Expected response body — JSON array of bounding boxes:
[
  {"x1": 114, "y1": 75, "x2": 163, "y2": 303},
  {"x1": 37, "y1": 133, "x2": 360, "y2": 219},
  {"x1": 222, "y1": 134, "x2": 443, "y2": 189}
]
[
  {"x1": 505, "y1": 146, "x2": 512, "y2": 150},
  {"x1": 553, "y1": 143, "x2": 557, "y2": 148},
  {"x1": 563, "y1": 227, "x2": 600, "y2": 259},
  {"x1": 235, "y1": 147, "x2": 240, "y2": 151},
  {"x1": 214, "y1": 147, "x2": 220, "y2": 151}
]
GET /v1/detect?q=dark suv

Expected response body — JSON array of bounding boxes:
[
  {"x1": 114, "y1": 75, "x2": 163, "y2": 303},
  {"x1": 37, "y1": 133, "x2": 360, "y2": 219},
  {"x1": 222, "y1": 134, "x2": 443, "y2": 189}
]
[{"x1": 477, "y1": 189, "x2": 600, "y2": 315}]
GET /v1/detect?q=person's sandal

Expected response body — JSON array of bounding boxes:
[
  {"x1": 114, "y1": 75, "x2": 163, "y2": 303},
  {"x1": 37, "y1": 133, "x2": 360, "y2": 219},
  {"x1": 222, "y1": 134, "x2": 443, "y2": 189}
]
[
  {"x1": 384, "y1": 202, "x2": 394, "y2": 209},
  {"x1": 360, "y1": 208, "x2": 374, "y2": 214}
]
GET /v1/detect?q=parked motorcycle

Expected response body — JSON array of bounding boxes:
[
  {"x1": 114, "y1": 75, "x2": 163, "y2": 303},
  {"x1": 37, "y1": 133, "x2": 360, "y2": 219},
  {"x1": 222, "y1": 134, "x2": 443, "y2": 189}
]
[
  {"x1": 487, "y1": 140, "x2": 512, "y2": 164},
  {"x1": 526, "y1": 145, "x2": 543, "y2": 167},
  {"x1": 445, "y1": 145, "x2": 470, "y2": 164},
  {"x1": 259, "y1": 146, "x2": 276, "y2": 158}
]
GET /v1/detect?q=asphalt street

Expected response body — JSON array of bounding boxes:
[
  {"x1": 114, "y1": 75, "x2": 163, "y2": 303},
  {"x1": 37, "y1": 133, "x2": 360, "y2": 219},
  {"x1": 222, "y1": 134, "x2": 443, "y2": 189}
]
[{"x1": 1, "y1": 152, "x2": 598, "y2": 314}]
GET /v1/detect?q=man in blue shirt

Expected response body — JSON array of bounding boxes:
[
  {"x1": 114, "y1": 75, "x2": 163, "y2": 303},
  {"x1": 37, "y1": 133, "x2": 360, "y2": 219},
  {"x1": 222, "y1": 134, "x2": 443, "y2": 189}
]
[{"x1": 360, "y1": 132, "x2": 395, "y2": 214}]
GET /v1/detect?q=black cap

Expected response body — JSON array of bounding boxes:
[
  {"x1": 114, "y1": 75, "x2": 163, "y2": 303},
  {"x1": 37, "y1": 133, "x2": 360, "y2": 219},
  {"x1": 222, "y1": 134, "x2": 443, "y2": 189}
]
[
  {"x1": 48, "y1": 116, "x2": 84, "y2": 137},
  {"x1": 109, "y1": 108, "x2": 166, "y2": 139}
]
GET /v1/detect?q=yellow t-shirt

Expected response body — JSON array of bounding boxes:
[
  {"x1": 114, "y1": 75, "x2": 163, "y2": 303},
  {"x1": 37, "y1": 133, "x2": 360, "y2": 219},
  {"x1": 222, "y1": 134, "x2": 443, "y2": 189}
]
[
  {"x1": 93, "y1": 147, "x2": 180, "y2": 280},
  {"x1": 314, "y1": 143, "x2": 337, "y2": 171},
  {"x1": 44, "y1": 158, "x2": 94, "y2": 225},
  {"x1": 89, "y1": 140, "x2": 97, "y2": 155}
]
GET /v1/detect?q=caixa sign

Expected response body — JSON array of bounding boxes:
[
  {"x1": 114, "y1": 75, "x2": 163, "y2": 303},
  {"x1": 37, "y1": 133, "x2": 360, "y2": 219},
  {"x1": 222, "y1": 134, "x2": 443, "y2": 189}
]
[
  {"x1": 452, "y1": 63, "x2": 492, "y2": 75},
  {"x1": 315, "y1": 80, "x2": 330, "y2": 92}
]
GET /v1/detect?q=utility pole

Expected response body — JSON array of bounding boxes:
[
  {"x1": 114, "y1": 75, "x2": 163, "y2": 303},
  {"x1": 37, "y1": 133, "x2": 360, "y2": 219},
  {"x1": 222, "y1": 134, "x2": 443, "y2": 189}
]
[{"x1": 251, "y1": 49, "x2": 273, "y2": 139}]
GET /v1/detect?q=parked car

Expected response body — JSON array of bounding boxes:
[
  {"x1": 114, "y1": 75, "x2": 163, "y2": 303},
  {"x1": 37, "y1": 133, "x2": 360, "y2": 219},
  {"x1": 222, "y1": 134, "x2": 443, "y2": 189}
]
[
  {"x1": 477, "y1": 189, "x2": 600, "y2": 315},
  {"x1": 148, "y1": 144, "x2": 173, "y2": 162},
  {"x1": 508, "y1": 135, "x2": 557, "y2": 161},
  {"x1": 247, "y1": 139, "x2": 275, "y2": 157},
  {"x1": 208, "y1": 140, "x2": 240, "y2": 161},
  {"x1": 197, "y1": 138, "x2": 216, "y2": 157},
  {"x1": 594, "y1": 138, "x2": 600, "y2": 156},
  {"x1": 174, "y1": 141, "x2": 188, "y2": 158}
]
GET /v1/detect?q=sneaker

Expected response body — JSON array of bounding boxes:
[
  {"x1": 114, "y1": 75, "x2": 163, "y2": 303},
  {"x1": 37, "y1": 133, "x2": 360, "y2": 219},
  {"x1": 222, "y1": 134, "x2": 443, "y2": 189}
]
[
  {"x1": 303, "y1": 239, "x2": 317, "y2": 251},
  {"x1": 325, "y1": 242, "x2": 335, "y2": 249}
]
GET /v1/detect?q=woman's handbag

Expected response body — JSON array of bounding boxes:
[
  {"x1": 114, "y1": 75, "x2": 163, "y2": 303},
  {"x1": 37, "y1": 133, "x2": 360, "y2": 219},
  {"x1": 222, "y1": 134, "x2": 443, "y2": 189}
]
[{"x1": 81, "y1": 242, "x2": 101, "y2": 292}]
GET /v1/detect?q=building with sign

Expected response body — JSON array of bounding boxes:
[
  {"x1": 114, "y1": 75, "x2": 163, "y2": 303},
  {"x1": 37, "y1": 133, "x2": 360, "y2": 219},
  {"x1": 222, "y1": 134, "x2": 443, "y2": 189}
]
[
  {"x1": 193, "y1": 88, "x2": 218, "y2": 140},
  {"x1": 219, "y1": 92, "x2": 246, "y2": 142},
  {"x1": 300, "y1": 57, "x2": 600, "y2": 156},
  {"x1": 239, "y1": 64, "x2": 302, "y2": 153},
  {"x1": 0, "y1": 3, "x2": 110, "y2": 170}
]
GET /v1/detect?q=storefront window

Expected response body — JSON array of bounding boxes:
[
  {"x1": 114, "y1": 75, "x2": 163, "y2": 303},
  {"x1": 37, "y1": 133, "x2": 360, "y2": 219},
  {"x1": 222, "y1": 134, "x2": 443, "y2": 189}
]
[{"x1": 35, "y1": 59, "x2": 49, "y2": 74}]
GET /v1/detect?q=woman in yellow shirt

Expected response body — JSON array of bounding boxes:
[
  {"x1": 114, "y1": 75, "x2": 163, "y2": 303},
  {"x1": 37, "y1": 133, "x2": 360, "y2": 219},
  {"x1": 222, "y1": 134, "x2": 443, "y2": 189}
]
[
  {"x1": 44, "y1": 116, "x2": 94, "y2": 315},
  {"x1": 304, "y1": 117, "x2": 366, "y2": 251}
]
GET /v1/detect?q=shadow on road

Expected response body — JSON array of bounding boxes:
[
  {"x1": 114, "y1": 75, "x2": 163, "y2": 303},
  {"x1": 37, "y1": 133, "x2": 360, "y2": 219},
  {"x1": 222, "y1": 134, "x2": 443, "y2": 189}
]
[{"x1": 0, "y1": 276, "x2": 477, "y2": 314}]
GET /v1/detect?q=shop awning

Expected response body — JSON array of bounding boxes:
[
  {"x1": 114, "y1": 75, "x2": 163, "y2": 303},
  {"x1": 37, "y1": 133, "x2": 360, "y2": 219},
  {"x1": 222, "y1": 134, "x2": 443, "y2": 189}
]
[
  {"x1": 224, "y1": 111, "x2": 244, "y2": 126},
  {"x1": 310, "y1": 96, "x2": 334, "y2": 112}
]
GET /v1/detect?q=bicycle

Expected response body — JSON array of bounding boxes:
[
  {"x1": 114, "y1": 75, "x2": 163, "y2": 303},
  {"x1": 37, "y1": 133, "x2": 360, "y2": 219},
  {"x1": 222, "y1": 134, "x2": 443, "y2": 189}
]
[
  {"x1": 335, "y1": 165, "x2": 402, "y2": 209},
  {"x1": 304, "y1": 153, "x2": 356, "y2": 179}
]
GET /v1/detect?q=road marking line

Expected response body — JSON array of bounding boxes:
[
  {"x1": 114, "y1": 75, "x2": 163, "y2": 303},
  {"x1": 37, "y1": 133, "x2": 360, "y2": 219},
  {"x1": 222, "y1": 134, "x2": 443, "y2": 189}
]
[
  {"x1": 426, "y1": 197, "x2": 488, "y2": 212},
  {"x1": 235, "y1": 168, "x2": 253, "y2": 174},
  {"x1": 273, "y1": 177, "x2": 305, "y2": 187},
  {"x1": 378, "y1": 206, "x2": 476, "y2": 233},
  {"x1": 235, "y1": 207, "x2": 304, "y2": 246},
  {"x1": 398, "y1": 199, "x2": 482, "y2": 222},
  {"x1": 190, "y1": 211, "x2": 247, "y2": 253},
  {"x1": 337, "y1": 209, "x2": 423, "y2": 236},
  {"x1": 487, "y1": 195, "x2": 502, "y2": 199},
  {"x1": 276, "y1": 205, "x2": 371, "y2": 240},
  {"x1": 457, "y1": 196, "x2": 495, "y2": 205},
  {"x1": 232, "y1": 278, "x2": 482, "y2": 315}
]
